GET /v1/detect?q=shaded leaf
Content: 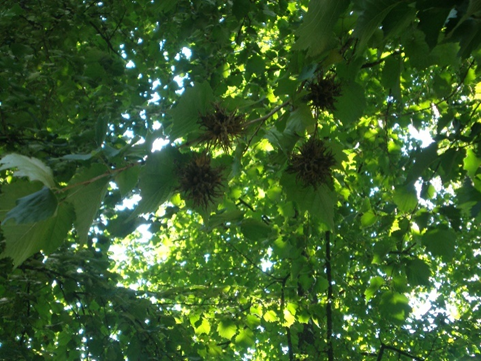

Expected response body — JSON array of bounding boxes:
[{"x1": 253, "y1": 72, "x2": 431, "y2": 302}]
[
  {"x1": 3, "y1": 187, "x2": 57, "y2": 225},
  {"x1": 379, "y1": 291, "x2": 412, "y2": 322},
  {"x1": 333, "y1": 81, "x2": 366, "y2": 125},
  {"x1": 293, "y1": 0, "x2": 350, "y2": 57},
  {"x1": 422, "y1": 226, "x2": 456, "y2": 261},
  {"x1": 280, "y1": 172, "x2": 335, "y2": 229},
  {"x1": 406, "y1": 258, "x2": 431, "y2": 287},
  {"x1": 168, "y1": 82, "x2": 214, "y2": 140},
  {"x1": 133, "y1": 147, "x2": 182, "y2": 217},
  {"x1": 241, "y1": 218, "x2": 271, "y2": 241},
  {"x1": 66, "y1": 164, "x2": 110, "y2": 244}
]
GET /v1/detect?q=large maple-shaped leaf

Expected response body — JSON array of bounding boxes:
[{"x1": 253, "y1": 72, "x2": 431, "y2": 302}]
[
  {"x1": 168, "y1": 82, "x2": 214, "y2": 140},
  {"x1": 280, "y1": 172, "x2": 335, "y2": 229},
  {"x1": 293, "y1": 0, "x2": 349, "y2": 57},
  {"x1": 65, "y1": 163, "x2": 110, "y2": 244},
  {"x1": 0, "y1": 153, "x2": 55, "y2": 188},
  {"x1": 133, "y1": 146, "x2": 183, "y2": 217}
]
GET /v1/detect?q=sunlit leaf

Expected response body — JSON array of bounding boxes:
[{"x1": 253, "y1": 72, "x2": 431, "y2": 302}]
[
  {"x1": 0, "y1": 154, "x2": 55, "y2": 188},
  {"x1": 217, "y1": 319, "x2": 237, "y2": 340}
]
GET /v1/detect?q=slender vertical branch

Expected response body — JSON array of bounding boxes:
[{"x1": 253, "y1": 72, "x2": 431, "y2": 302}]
[{"x1": 325, "y1": 231, "x2": 334, "y2": 361}]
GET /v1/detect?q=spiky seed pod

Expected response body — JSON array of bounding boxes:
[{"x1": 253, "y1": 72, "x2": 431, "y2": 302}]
[
  {"x1": 199, "y1": 104, "x2": 245, "y2": 150},
  {"x1": 306, "y1": 76, "x2": 341, "y2": 112},
  {"x1": 178, "y1": 152, "x2": 224, "y2": 208},
  {"x1": 287, "y1": 137, "x2": 336, "y2": 189}
]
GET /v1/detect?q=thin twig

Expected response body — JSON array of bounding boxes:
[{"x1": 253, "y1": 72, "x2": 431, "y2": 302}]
[{"x1": 243, "y1": 100, "x2": 290, "y2": 127}]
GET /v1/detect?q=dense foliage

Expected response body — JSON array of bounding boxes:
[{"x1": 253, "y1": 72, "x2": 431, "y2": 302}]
[{"x1": 1, "y1": 0, "x2": 481, "y2": 360}]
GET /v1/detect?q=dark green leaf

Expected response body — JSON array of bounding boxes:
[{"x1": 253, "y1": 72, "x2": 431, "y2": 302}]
[
  {"x1": 422, "y1": 226, "x2": 456, "y2": 261},
  {"x1": 293, "y1": 0, "x2": 350, "y2": 56}
]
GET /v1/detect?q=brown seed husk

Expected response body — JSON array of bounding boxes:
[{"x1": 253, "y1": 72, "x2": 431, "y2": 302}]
[
  {"x1": 306, "y1": 76, "x2": 341, "y2": 112},
  {"x1": 287, "y1": 137, "x2": 336, "y2": 189},
  {"x1": 178, "y1": 152, "x2": 224, "y2": 208},
  {"x1": 199, "y1": 104, "x2": 245, "y2": 150}
]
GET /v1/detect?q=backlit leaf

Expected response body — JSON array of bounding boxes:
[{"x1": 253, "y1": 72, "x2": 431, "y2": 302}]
[{"x1": 0, "y1": 154, "x2": 55, "y2": 188}]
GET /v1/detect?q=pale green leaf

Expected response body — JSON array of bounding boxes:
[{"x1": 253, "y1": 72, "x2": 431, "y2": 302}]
[
  {"x1": 263, "y1": 310, "x2": 278, "y2": 322},
  {"x1": 0, "y1": 153, "x2": 55, "y2": 188},
  {"x1": 293, "y1": 0, "x2": 349, "y2": 57},
  {"x1": 284, "y1": 104, "x2": 316, "y2": 136},
  {"x1": 3, "y1": 187, "x2": 57, "y2": 225},
  {"x1": 361, "y1": 210, "x2": 377, "y2": 228},
  {"x1": 195, "y1": 318, "x2": 211, "y2": 336},
  {"x1": 66, "y1": 164, "x2": 110, "y2": 244},
  {"x1": 217, "y1": 319, "x2": 237, "y2": 340}
]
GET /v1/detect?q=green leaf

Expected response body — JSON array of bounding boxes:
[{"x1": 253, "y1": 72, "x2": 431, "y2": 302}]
[
  {"x1": 354, "y1": 0, "x2": 402, "y2": 54},
  {"x1": 365, "y1": 276, "x2": 384, "y2": 301},
  {"x1": 284, "y1": 104, "x2": 316, "y2": 136},
  {"x1": 379, "y1": 291, "x2": 412, "y2": 322},
  {"x1": 393, "y1": 184, "x2": 417, "y2": 213},
  {"x1": 406, "y1": 143, "x2": 439, "y2": 183},
  {"x1": 280, "y1": 172, "x2": 336, "y2": 229},
  {"x1": 217, "y1": 319, "x2": 237, "y2": 340},
  {"x1": 405, "y1": 29, "x2": 432, "y2": 69},
  {"x1": 381, "y1": 55, "x2": 401, "y2": 99},
  {"x1": 133, "y1": 147, "x2": 181, "y2": 217},
  {"x1": 1, "y1": 189, "x2": 74, "y2": 267},
  {"x1": 115, "y1": 165, "x2": 140, "y2": 197},
  {"x1": 406, "y1": 258, "x2": 431, "y2": 287},
  {"x1": 422, "y1": 226, "x2": 456, "y2": 261},
  {"x1": 234, "y1": 328, "x2": 255, "y2": 348},
  {"x1": 418, "y1": 7, "x2": 452, "y2": 49},
  {"x1": 195, "y1": 318, "x2": 211, "y2": 336},
  {"x1": 361, "y1": 210, "x2": 377, "y2": 228},
  {"x1": 333, "y1": 81, "x2": 366, "y2": 125},
  {"x1": 463, "y1": 149, "x2": 481, "y2": 178},
  {"x1": 293, "y1": 0, "x2": 350, "y2": 57},
  {"x1": 232, "y1": 0, "x2": 252, "y2": 20},
  {"x1": 2, "y1": 187, "x2": 57, "y2": 225},
  {"x1": 168, "y1": 82, "x2": 214, "y2": 140},
  {"x1": 263, "y1": 309, "x2": 278, "y2": 322},
  {"x1": 66, "y1": 164, "x2": 110, "y2": 244},
  {"x1": 241, "y1": 218, "x2": 271, "y2": 241},
  {"x1": 0, "y1": 153, "x2": 55, "y2": 188}
]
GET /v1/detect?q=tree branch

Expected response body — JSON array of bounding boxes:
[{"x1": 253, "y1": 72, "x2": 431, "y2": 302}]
[
  {"x1": 57, "y1": 163, "x2": 136, "y2": 193},
  {"x1": 244, "y1": 100, "x2": 290, "y2": 127}
]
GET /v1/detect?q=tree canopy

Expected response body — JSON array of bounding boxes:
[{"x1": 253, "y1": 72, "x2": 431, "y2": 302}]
[{"x1": 1, "y1": 0, "x2": 481, "y2": 360}]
